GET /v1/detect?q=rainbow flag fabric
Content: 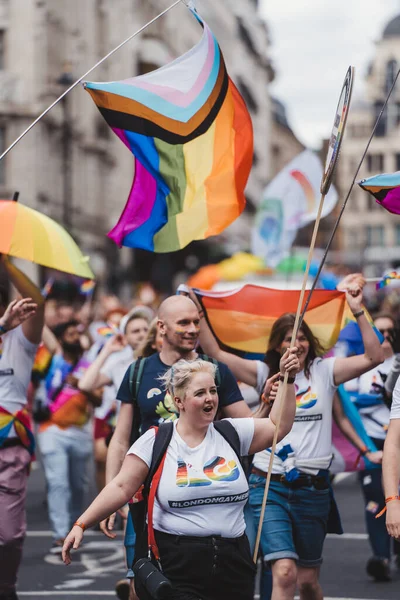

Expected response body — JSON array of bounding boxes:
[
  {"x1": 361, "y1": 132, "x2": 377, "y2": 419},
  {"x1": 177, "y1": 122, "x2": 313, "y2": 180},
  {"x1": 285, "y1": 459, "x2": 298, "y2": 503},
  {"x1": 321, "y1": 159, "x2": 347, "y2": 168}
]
[
  {"x1": 83, "y1": 8, "x2": 253, "y2": 253},
  {"x1": 195, "y1": 285, "x2": 368, "y2": 359},
  {"x1": 358, "y1": 171, "x2": 400, "y2": 214},
  {"x1": 376, "y1": 271, "x2": 400, "y2": 290},
  {"x1": 0, "y1": 407, "x2": 35, "y2": 456}
]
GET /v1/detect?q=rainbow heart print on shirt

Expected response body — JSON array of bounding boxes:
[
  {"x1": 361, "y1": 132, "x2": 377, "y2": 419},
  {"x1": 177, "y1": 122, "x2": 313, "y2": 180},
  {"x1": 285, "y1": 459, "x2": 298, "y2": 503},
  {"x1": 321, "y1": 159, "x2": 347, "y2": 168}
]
[
  {"x1": 176, "y1": 456, "x2": 240, "y2": 487},
  {"x1": 295, "y1": 386, "x2": 317, "y2": 409}
]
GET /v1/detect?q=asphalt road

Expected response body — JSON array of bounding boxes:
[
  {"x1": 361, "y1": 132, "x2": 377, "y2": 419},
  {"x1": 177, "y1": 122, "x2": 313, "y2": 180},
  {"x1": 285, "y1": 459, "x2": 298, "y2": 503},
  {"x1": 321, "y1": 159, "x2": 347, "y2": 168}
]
[{"x1": 17, "y1": 464, "x2": 400, "y2": 600}]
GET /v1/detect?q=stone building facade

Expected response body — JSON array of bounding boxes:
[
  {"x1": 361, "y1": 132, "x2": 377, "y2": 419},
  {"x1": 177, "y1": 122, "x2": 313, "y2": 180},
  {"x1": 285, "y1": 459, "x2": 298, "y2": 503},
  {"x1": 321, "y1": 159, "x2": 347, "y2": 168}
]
[
  {"x1": 338, "y1": 14, "x2": 400, "y2": 269},
  {"x1": 0, "y1": 0, "x2": 272, "y2": 289}
]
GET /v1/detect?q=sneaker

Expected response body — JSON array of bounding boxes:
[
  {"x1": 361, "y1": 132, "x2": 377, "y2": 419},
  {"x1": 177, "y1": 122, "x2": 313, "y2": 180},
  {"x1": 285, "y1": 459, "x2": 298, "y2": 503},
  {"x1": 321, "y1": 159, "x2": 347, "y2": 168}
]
[
  {"x1": 49, "y1": 539, "x2": 65, "y2": 555},
  {"x1": 115, "y1": 579, "x2": 130, "y2": 600},
  {"x1": 366, "y1": 556, "x2": 391, "y2": 581}
]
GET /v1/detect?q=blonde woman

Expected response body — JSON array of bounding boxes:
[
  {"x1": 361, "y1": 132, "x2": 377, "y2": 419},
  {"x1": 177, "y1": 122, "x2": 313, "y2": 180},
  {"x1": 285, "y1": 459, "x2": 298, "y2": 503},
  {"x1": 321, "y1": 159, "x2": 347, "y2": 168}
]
[{"x1": 62, "y1": 352, "x2": 299, "y2": 600}]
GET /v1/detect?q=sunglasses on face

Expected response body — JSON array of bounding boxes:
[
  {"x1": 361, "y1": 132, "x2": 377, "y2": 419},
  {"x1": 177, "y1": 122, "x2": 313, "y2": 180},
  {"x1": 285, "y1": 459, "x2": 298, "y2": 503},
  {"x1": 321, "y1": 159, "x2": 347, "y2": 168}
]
[{"x1": 378, "y1": 328, "x2": 394, "y2": 336}]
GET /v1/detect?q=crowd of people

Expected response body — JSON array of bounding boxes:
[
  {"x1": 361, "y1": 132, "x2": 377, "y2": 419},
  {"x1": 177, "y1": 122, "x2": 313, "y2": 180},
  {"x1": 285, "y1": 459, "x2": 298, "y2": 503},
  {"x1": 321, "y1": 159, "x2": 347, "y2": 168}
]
[{"x1": 1, "y1": 257, "x2": 400, "y2": 600}]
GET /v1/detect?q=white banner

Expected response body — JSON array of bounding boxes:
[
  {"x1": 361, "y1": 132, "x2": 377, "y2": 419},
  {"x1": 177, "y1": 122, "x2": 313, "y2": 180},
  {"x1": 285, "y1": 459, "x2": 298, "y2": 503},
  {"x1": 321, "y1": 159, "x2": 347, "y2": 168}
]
[{"x1": 251, "y1": 149, "x2": 338, "y2": 267}]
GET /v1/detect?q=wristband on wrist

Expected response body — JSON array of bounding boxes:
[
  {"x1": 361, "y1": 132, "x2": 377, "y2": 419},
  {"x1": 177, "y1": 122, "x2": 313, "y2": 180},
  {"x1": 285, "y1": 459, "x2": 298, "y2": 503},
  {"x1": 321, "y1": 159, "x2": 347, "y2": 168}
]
[
  {"x1": 73, "y1": 521, "x2": 86, "y2": 531},
  {"x1": 352, "y1": 309, "x2": 364, "y2": 319},
  {"x1": 376, "y1": 496, "x2": 400, "y2": 519},
  {"x1": 353, "y1": 445, "x2": 369, "y2": 469},
  {"x1": 261, "y1": 392, "x2": 272, "y2": 406},
  {"x1": 279, "y1": 374, "x2": 296, "y2": 384},
  {"x1": 0, "y1": 324, "x2": 7, "y2": 335}
]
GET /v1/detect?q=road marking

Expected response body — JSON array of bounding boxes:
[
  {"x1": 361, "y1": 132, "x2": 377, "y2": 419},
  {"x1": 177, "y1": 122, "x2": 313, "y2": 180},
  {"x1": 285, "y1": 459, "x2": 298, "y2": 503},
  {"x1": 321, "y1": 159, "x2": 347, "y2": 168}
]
[
  {"x1": 18, "y1": 595, "x2": 386, "y2": 600},
  {"x1": 332, "y1": 472, "x2": 354, "y2": 485},
  {"x1": 55, "y1": 580, "x2": 95, "y2": 590},
  {"x1": 19, "y1": 593, "x2": 115, "y2": 597},
  {"x1": 326, "y1": 533, "x2": 368, "y2": 540},
  {"x1": 26, "y1": 530, "x2": 105, "y2": 537}
]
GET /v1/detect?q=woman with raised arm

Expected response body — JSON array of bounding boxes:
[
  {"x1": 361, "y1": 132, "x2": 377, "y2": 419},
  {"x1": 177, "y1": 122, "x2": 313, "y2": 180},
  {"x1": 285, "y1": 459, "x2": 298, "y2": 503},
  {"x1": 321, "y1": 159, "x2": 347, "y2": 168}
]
[
  {"x1": 62, "y1": 353, "x2": 299, "y2": 600},
  {"x1": 190, "y1": 275, "x2": 384, "y2": 600}
]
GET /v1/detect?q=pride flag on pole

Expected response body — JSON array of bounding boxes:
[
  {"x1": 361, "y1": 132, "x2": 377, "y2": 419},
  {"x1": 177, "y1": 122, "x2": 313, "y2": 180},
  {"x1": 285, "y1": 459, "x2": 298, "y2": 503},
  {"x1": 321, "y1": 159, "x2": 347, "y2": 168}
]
[
  {"x1": 194, "y1": 284, "x2": 370, "y2": 359},
  {"x1": 358, "y1": 171, "x2": 400, "y2": 214},
  {"x1": 84, "y1": 8, "x2": 253, "y2": 253}
]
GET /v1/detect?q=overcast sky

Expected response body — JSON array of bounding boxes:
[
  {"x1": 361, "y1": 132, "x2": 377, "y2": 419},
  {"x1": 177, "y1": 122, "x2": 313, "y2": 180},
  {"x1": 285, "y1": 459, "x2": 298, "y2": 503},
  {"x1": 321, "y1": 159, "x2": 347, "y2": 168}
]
[{"x1": 259, "y1": 0, "x2": 400, "y2": 148}]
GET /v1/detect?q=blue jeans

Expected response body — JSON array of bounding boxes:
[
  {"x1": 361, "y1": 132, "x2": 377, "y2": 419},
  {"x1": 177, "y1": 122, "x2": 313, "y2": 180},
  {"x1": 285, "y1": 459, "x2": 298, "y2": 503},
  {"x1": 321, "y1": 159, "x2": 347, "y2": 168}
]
[
  {"x1": 248, "y1": 474, "x2": 330, "y2": 567},
  {"x1": 125, "y1": 510, "x2": 136, "y2": 578},
  {"x1": 38, "y1": 426, "x2": 92, "y2": 540}
]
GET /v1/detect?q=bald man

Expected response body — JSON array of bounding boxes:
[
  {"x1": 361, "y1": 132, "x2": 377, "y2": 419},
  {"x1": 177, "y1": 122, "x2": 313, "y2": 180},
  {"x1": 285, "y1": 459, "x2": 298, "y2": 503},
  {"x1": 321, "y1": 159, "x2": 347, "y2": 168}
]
[{"x1": 105, "y1": 295, "x2": 250, "y2": 487}]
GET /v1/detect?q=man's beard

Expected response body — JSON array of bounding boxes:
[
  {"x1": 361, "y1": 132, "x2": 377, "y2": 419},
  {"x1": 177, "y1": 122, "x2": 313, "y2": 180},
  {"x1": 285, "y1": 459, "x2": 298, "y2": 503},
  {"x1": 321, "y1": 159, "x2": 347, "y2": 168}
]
[{"x1": 62, "y1": 341, "x2": 82, "y2": 356}]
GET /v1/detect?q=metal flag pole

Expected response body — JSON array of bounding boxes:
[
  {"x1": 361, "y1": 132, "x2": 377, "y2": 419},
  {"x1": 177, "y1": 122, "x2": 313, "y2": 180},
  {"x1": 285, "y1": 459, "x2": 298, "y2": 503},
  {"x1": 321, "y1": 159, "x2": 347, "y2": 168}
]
[
  {"x1": 299, "y1": 67, "x2": 400, "y2": 326},
  {"x1": 0, "y1": 0, "x2": 185, "y2": 162}
]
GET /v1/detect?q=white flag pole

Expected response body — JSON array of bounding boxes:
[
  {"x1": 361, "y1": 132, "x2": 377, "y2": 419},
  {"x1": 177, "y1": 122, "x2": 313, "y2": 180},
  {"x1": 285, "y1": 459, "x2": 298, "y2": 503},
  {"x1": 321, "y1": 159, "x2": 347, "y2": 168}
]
[{"x1": 0, "y1": 0, "x2": 185, "y2": 162}]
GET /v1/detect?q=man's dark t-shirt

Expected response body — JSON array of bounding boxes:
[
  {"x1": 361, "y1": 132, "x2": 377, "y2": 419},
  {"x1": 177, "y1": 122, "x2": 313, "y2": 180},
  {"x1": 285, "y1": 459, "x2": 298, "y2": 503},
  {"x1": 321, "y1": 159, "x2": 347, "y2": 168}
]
[{"x1": 116, "y1": 353, "x2": 243, "y2": 434}]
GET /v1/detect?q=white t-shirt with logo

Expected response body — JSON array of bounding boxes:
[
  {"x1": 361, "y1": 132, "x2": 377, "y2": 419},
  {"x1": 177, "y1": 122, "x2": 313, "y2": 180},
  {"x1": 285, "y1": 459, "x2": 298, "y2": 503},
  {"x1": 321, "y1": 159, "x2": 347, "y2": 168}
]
[
  {"x1": 345, "y1": 356, "x2": 393, "y2": 439},
  {"x1": 101, "y1": 345, "x2": 134, "y2": 391},
  {"x1": 253, "y1": 358, "x2": 337, "y2": 475},
  {"x1": 390, "y1": 372, "x2": 400, "y2": 419},
  {"x1": 127, "y1": 418, "x2": 254, "y2": 537},
  {"x1": 0, "y1": 326, "x2": 37, "y2": 414},
  {"x1": 96, "y1": 346, "x2": 134, "y2": 420}
]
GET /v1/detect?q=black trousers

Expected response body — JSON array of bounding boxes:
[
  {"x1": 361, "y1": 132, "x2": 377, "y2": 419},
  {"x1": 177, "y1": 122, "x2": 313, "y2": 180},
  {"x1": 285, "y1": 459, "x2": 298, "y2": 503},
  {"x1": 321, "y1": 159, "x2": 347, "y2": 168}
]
[{"x1": 151, "y1": 530, "x2": 256, "y2": 600}]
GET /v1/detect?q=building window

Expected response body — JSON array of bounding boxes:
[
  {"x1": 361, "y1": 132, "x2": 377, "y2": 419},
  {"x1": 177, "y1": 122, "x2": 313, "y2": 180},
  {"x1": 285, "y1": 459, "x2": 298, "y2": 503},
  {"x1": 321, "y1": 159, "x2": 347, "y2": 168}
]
[
  {"x1": 237, "y1": 77, "x2": 258, "y2": 113},
  {"x1": 366, "y1": 225, "x2": 384, "y2": 247},
  {"x1": 0, "y1": 30, "x2": 4, "y2": 70},
  {"x1": 366, "y1": 153, "x2": 384, "y2": 172},
  {"x1": 236, "y1": 17, "x2": 259, "y2": 59},
  {"x1": 0, "y1": 127, "x2": 5, "y2": 184},
  {"x1": 386, "y1": 59, "x2": 397, "y2": 94},
  {"x1": 367, "y1": 195, "x2": 377, "y2": 211},
  {"x1": 374, "y1": 102, "x2": 386, "y2": 137}
]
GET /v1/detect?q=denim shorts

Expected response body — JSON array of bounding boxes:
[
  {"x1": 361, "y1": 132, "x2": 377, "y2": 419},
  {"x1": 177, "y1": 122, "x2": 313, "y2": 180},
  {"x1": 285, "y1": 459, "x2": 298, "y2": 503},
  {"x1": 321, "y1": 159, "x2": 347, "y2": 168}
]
[{"x1": 248, "y1": 474, "x2": 330, "y2": 567}]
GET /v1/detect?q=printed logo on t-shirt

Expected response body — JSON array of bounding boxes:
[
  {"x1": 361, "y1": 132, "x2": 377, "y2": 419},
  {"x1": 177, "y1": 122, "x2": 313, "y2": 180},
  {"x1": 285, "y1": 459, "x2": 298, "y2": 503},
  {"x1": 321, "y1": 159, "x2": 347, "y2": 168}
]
[
  {"x1": 176, "y1": 456, "x2": 240, "y2": 487},
  {"x1": 155, "y1": 391, "x2": 179, "y2": 423},
  {"x1": 296, "y1": 386, "x2": 317, "y2": 409},
  {"x1": 147, "y1": 388, "x2": 162, "y2": 399}
]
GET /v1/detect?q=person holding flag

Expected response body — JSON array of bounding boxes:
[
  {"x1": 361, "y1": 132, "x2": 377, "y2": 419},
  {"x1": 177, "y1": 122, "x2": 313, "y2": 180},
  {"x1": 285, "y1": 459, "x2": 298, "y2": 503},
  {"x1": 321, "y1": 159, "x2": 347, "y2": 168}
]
[{"x1": 189, "y1": 275, "x2": 384, "y2": 600}]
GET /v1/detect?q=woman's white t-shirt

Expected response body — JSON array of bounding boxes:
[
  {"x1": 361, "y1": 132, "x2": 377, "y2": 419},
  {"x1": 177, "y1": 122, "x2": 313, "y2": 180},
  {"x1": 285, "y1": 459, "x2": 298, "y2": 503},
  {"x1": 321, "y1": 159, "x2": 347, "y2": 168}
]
[
  {"x1": 254, "y1": 358, "x2": 337, "y2": 475},
  {"x1": 344, "y1": 356, "x2": 393, "y2": 440},
  {"x1": 127, "y1": 418, "x2": 254, "y2": 538}
]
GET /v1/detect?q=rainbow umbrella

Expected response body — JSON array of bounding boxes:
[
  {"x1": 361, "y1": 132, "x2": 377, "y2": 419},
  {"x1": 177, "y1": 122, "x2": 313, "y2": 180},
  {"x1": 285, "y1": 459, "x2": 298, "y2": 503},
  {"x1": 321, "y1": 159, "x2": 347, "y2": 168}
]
[{"x1": 0, "y1": 200, "x2": 94, "y2": 279}]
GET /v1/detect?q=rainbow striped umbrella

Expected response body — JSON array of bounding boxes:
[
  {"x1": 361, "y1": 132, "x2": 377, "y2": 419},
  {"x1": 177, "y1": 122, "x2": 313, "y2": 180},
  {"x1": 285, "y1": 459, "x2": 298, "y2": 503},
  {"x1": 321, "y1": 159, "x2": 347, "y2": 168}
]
[{"x1": 0, "y1": 200, "x2": 94, "y2": 279}]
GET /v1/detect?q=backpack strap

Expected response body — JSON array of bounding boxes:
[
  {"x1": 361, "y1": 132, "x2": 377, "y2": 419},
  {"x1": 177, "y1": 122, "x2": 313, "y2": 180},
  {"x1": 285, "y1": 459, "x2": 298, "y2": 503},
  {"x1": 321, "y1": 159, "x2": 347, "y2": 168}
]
[
  {"x1": 144, "y1": 422, "x2": 174, "y2": 560},
  {"x1": 128, "y1": 357, "x2": 147, "y2": 403},
  {"x1": 213, "y1": 420, "x2": 242, "y2": 466},
  {"x1": 198, "y1": 353, "x2": 221, "y2": 386},
  {"x1": 144, "y1": 421, "x2": 174, "y2": 499},
  {"x1": 128, "y1": 357, "x2": 147, "y2": 445}
]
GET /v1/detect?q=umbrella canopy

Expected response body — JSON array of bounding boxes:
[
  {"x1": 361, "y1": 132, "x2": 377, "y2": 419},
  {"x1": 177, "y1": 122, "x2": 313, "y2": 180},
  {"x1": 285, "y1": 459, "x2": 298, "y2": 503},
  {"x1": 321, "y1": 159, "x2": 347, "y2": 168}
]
[{"x1": 0, "y1": 200, "x2": 94, "y2": 279}]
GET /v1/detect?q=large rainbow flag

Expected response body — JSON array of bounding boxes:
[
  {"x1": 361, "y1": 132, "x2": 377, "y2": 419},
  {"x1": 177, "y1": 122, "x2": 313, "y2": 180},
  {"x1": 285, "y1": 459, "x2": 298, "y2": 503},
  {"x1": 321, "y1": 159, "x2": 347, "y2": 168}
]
[
  {"x1": 195, "y1": 284, "x2": 365, "y2": 358},
  {"x1": 84, "y1": 8, "x2": 253, "y2": 253}
]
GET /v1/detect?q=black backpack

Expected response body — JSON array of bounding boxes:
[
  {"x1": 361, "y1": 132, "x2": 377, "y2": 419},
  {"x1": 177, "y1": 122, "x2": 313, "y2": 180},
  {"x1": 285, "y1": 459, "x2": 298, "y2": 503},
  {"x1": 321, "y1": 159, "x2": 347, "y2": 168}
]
[
  {"x1": 132, "y1": 418, "x2": 243, "y2": 564},
  {"x1": 128, "y1": 354, "x2": 221, "y2": 445}
]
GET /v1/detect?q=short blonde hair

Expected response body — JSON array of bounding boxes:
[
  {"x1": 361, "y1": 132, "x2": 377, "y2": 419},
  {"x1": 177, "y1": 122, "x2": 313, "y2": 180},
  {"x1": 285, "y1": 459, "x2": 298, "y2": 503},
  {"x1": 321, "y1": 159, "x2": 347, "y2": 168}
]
[{"x1": 158, "y1": 359, "x2": 216, "y2": 400}]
